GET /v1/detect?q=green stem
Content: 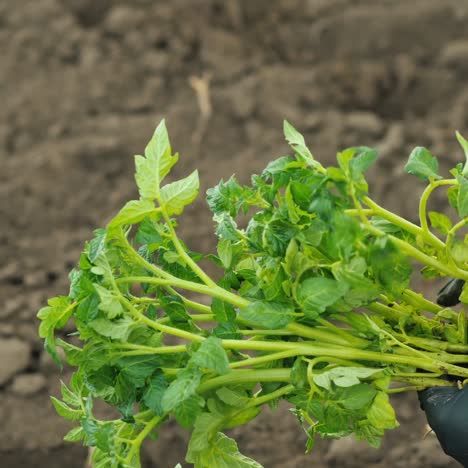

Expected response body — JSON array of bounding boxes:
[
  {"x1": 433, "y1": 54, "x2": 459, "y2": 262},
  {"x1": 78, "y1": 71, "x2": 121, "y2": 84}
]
[
  {"x1": 160, "y1": 205, "x2": 218, "y2": 288},
  {"x1": 363, "y1": 223, "x2": 468, "y2": 280},
  {"x1": 386, "y1": 386, "x2": 422, "y2": 394},
  {"x1": 230, "y1": 350, "x2": 300, "y2": 369},
  {"x1": 392, "y1": 376, "x2": 454, "y2": 388},
  {"x1": 197, "y1": 368, "x2": 291, "y2": 393},
  {"x1": 286, "y1": 322, "x2": 369, "y2": 349},
  {"x1": 111, "y1": 343, "x2": 187, "y2": 354},
  {"x1": 363, "y1": 196, "x2": 445, "y2": 250},
  {"x1": 125, "y1": 415, "x2": 162, "y2": 464},
  {"x1": 118, "y1": 296, "x2": 204, "y2": 342},
  {"x1": 419, "y1": 179, "x2": 457, "y2": 243},
  {"x1": 244, "y1": 384, "x2": 295, "y2": 408},
  {"x1": 401, "y1": 290, "x2": 443, "y2": 315},
  {"x1": 238, "y1": 329, "x2": 295, "y2": 336},
  {"x1": 221, "y1": 339, "x2": 468, "y2": 377},
  {"x1": 116, "y1": 276, "x2": 248, "y2": 308}
]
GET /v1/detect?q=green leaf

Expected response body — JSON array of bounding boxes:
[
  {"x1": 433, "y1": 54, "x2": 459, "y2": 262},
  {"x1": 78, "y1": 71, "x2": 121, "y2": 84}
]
[
  {"x1": 135, "y1": 119, "x2": 178, "y2": 199},
  {"x1": 89, "y1": 317, "x2": 133, "y2": 341},
  {"x1": 238, "y1": 301, "x2": 295, "y2": 329},
  {"x1": 367, "y1": 391, "x2": 398, "y2": 430},
  {"x1": 456, "y1": 131, "x2": 468, "y2": 177},
  {"x1": 143, "y1": 371, "x2": 168, "y2": 416},
  {"x1": 349, "y1": 147, "x2": 378, "y2": 180},
  {"x1": 338, "y1": 383, "x2": 377, "y2": 410},
  {"x1": 213, "y1": 213, "x2": 241, "y2": 241},
  {"x1": 162, "y1": 367, "x2": 203, "y2": 412},
  {"x1": 160, "y1": 170, "x2": 199, "y2": 215},
  {"x1": 457, "y1": 175, "x2": 468, "y2": 217},
  {"x1": 313, "y1": 367, "x2": 382, "y2": 390},
  {"x1": 216, "y1": 387, "x2": 249, "y2": 408},
  {"x1": 213, "y1": 322, "x2": 242, "y2": 340},
  {"x1": 117, "y1": 355, "x2": 161, "y2": 384},
  {"x1": 174, "y1": 394, "x2": 205, "y2": 429},
  {"x1": 196, "y1": 432, "x2": 263, "y2": 468},
  {"x1": 404, "y1": 147, "x2": 440, "y2": 180},
  {"x1": 60, "y1": 381, "x2": 82, "y2": 407},
  {"x1": 161, "y1": 295, "x2": 191, "y2": 323},
  {"x1": 88, "y1": 229, "x2": 107, "y2": 263},
  {"x1": 108, "y1": 199, "x2": 156, "y2": 229},
  {"x1": 428, "y1": 211, "x2": 453, "y2": 235},
  {"x1": 94, "y1": 284, "x2": 124, "y2": 319},
  {"x1": 283, "y1": 120, "x2": 315, "y2": 165},
  {"x1": 190, "y1": 337, "x2": 230, "y2": 375},
  {"x1": 51, "y1": 397, "x2": 83, "y2": 421},
  {"x1": 63, "y1": 426, "x2": 85, "y2": 443},
  {"x1": 211, "y1": 297, "x2": 236, "y2": 323},
  {"x1": 296, "y1": 277, "x2": 349, "y2": 318},
  {"x1": 217, "y1": 239, "x2": 233, "y2": 269},
  {"x1": 37, "y1": 296, "x2": 75, "y2": 366},
  {"x1": 135, "y1": 217, "x2": 163, "y2": 247}
]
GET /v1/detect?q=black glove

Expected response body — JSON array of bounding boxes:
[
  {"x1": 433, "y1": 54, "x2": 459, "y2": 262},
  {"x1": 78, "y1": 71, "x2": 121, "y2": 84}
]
[
  {"x1": 436, "y1": 278, "x2": 464, "y2": 307},
  {"x1": 419, "y1": 385, "x2": 468, "y2": 467},
  {"x1": 418, "y1": 278, "x2": 468, "y2": 467}
]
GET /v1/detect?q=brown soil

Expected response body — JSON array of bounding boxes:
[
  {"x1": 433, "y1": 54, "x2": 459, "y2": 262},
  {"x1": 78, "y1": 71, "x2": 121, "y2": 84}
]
[{"x1": 1, "y1": 0, "x2": 467, "y2": 466}]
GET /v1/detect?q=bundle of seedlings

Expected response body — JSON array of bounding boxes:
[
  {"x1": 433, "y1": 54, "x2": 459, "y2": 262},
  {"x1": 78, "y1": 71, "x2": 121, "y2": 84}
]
[{"x1": 38, "y1": 120, "x2": 468, "y2": 467}]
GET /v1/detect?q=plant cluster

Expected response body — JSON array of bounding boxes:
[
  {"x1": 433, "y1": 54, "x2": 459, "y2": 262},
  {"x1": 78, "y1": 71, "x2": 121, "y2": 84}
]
[{"x1": 38, "y1": 120, "x2": 468, "y2": 467}]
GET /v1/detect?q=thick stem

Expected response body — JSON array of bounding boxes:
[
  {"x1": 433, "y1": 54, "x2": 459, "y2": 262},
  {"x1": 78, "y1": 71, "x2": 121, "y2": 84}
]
[
  {"x1": 363, "y1": 196, "x2": 445, "y2": 250},
  {"x1": 230, "y1": 350, "x2": 300, "y2": 369},
  {"x1": 286, "y1": 322, "x2": 369, "y2": 349},
  {"x1": 197, "y1": 368, "x2": 291, "y2": 393}
]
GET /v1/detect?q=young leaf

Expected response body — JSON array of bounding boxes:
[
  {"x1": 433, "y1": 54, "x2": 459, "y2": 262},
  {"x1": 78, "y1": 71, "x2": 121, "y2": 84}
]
[
  {"x1": 88, "y1": 229, "x2": 107, "y2": 263},
  {"x1": 108, "y1": 199, "x2": 157, "y2": 229},
  {"x1": 283, "y1": 120, "x2": 314, "y2": 165},
  {"x1": 51, "y1": 397, "x2": 83, "y2": 421},
  {"x1": 135, "y1": 119, "x2": 178, "y2": 199},
  {"x1": 428, "y1": 211, "x2": 452, "y2": 235},
  {"x1": 63, "y1": 426, "x2": 85, "y2": 443},
  {"x1": 349, "y1": 147, "x2": 378, "y2": 180},
  {"x1": 238, "y1": 301, "x2": 295, "y2": 329},
  {"x1": 159, "y1": 170, "x2": 199, "y2": 215},
  {"x1": 60, "y1": 381, "x2": 82, "y2": 407},
  {"x1": 37, "y1": 296, "x2": 75, "y2": 366},
  {"x1": 404, "y1": 147, "x2": 440, "y2": 180},
  {"x1": 190, "y1": 337, "x2": 230, "y2": 375}
]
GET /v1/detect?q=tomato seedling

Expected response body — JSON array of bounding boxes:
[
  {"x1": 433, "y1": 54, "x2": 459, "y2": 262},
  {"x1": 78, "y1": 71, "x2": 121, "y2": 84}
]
[{"x1": 38, "y1": 120, "x2": 468, "y2": 467}]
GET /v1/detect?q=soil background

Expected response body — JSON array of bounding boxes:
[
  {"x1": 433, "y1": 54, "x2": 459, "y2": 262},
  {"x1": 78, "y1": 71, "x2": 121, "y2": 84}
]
[{"x1": 2, "y1": 0, "x2": 468, "y2": 467}]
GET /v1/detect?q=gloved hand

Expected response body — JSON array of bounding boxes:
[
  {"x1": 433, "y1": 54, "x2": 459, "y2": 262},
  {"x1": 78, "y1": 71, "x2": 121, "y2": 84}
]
[
  {"x1": 419, "y1": 385, "x2": 468, "y2": 467},
  {"x1": 418, "y1": 278, "x2": 468, "y2": 467}
]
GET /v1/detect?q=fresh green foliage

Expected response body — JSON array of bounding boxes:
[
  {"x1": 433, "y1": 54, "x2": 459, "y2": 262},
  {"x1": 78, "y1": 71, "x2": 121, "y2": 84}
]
[{"x1": 39, "y1": 120, "x2": 468, "y2": 467}]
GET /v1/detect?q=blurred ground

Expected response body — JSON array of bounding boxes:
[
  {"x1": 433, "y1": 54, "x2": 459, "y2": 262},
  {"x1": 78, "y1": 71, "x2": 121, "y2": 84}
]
[{"x1": 1, "y1": 0, "x2": 468, "y2": 466}]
